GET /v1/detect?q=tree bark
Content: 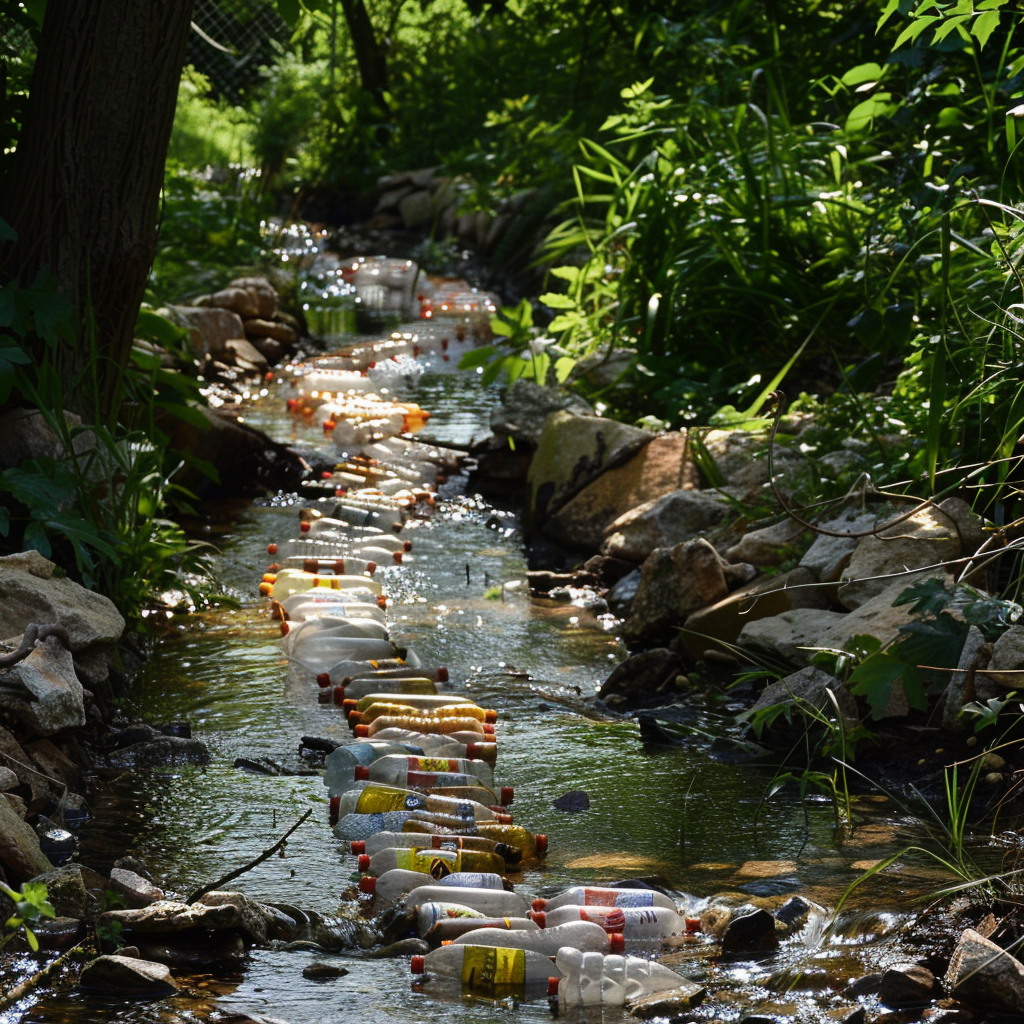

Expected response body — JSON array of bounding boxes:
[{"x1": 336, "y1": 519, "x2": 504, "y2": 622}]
[
  {"x1": 0, "y1": 0, "x2": 195, "y2": 418},
  {"x1": 338, "y1": 0, "x2": 390, "y2": 111}
]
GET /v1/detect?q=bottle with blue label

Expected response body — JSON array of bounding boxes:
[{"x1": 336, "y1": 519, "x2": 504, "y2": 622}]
[{"x1": 531, "y1": 886, "x2": 677, "y2": 913}]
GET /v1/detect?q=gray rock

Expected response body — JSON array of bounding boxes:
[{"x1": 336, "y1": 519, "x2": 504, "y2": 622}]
[
  {"x1": 224, "y1": 337, "x2": 269, "y2": 373},
  {"x1": 599, "y1": 648, "x2": 680, "y2": 703},
  {"x1": 607, "y1": 569, "x2": 641, "y2": 616},
  {"x1": 242, "y1": 318, "x2": 298, "y2": 346},
  {"x1": 164, "y1": 304, "x2": 245, "y2": 358},
  {"x1": 107, "y1": 735, "x2": 210, "y2": 767},
  {"x1": 108, "y1": 867, "x2": 165, "y2": 908},
  {"x1": 602, "y1": 490, "x2": 733, "y2": 563},
  {"x1": 366, "y1": 937, "x2": 430, "y2": 958},
  {"x1": 0, "y1": 724, "x2": 54, "y2": 806},
  {"x1": 624, "y1": 539, "x2": 731, "y2": 642},
  {"x1": 938, "y1": 496, "x2": 986, "y2": 556},
  {"x1": 877, "y1": 963, "x2": 936, "y2": 1006},
  {"x1": 0, "y1": 552, "x2": 124, "y2": 652},
  {"x1": 376, "y1": 185, "x2": 414, "y2": 212},
  {"x1": 982, "y1": 625, "x2": 1024, "y2": 690},
  {"x1": 942, "y1": 625, "x2": 989, "y2": 731},
  {"x1": 399, "y1": 188, "x2": 434, "y2": 230},
  {"x1": 230, "y1": 276, "x2": 279, "y2": 319},
  {"x1": 552, "y1": 790, "x2": 590, "y2": 812},
  {"x1": 0, "y1": 634, "x2": 85, "y2": 735},
  {"x1": 720, "y1": 909, "x2": 778, "y2": 955},
  {"x1": 195, "y1": 285, "x2": 260, "y2": 318},
  {"x1": 838, "y1": 506, "x2": 962, "y2": 610},
  {"x1": 0, "y1": 766, "x2": 19, "y2": 791},
  {"x1": 698, "y1": 428, "x2": 807, "y2": 500},
  {"x1": 724, "y1": 518, "x2": 808, "y2": 568},
  {"x1": 945, "y1": 928, "x2": 1024, "y2": 1013},
  {"x1": 843, "y1": 973, "x2": 882, "y2": 997},
  {"x1": 0, "y1": 790, "x2": 53, "y2": 882},
  {"x1": 628, "y1": 982, "x2": 706, "y2": 1016},
  {"x1": 30, "y1": 865, "x2": 88, "y2": 919},
  {"x1": 749, "y1": 667, "x2": 859, "y2": 734},
  {"x1": 0, "y1": 408, "x2": 93, "y2": 471},
  {"x1": 799, "y1": 511, "x2": 878, "y2": 583},
  {"x1": 79, "y1": 954, "x2": 178, "y2": 996},
  {"x1": 302, "y1": 961, "x2": 349, "y2": 980}
]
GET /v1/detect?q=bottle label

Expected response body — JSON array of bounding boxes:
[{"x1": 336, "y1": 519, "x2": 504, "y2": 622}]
[
  {"x1": 396, "y1": 848, "x2": 460, "y2": 877},
  {"x1": 411, "y1": 757, "x2": 459, "y2": 772},
  {"x1": 460, "y1": 946, "x2": 526, "y2": 999},
  {"x1": 583, "y1": 888, "x2": 654, "y2": 908},
  {"x1": 355, "y1": 787, "x2": 426, "y2": 813}
]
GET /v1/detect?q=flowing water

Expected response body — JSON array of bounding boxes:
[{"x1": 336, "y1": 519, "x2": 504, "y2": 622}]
[{"x1": 8, "y1": 328, "x2": 957, "y2": 1024}]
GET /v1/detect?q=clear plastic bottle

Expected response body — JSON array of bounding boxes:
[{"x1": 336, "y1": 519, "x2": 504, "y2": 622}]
[
  {"x1": 269, "y1": 574, "x2": 385, "y2": 604},
  {"x1": 335, "y1": 784, "x2": 509, "y2": 822},
  {"x1": 342, "y1": 665, "x2": 448, "y2": 684},
  {"x1": 324, "y1": 741, "x2": 424, "y2": 797},
  {"x1": 332, "y1": 677, "x2": 438, "y2": 701},
  {"x1": 360, "y1": 870, "x2": 509, "y2": 902},
  {"x1": 353, "y1": 754, "x2": 495, "y2": 790},
  {"x1": 410, "y1": 944, "x2": 557, "y2": 1001},
  {"x1": 334, "y1": 809, "x2": 502, "y2": 842},
  {"x1": 286, "y1": 634, "x2": 397, "y2": 669},
  {"x1": 350, "y1": 831, "x2": 511, "y2": 859},
  {"x1": 359, "y1": 845, "x2": 505, "y2": 878},
  {"x1": 473, "y1": 823, "x2": 547, "y2": 859},
  {"x1": 354, "y1": 715, "x2": 494, "y2": 739},
  {"x1": 347, "y1": 694, "x2": 474, "y2": 714},
  {"x1": 348, "y1": 702, "x2": 497, "y2": 728},
  {"x1": 452, "y1": 921, "x2": 622, "y2": 956},
  {"x1": 531, "y1": 905, "x2": 686, "y2": 942},
  {"x1": 368, "y1": 729, "x2": 496, "y2": 766},
  {"x1": 425, "y1": 914, "x2": 537, "y2": 944},
  {"x1": 353, "y1": 760, "x2": 508, "y2": 804},
  {"x1": 533, "y1": 886, "x2": 676, "y2": 913},
  {"x1": 416, "y1": 900, "x2": 485, "y2": 937},
  {"x1": 551, "y1": 947, "x2": 691, "y2": 1006}
]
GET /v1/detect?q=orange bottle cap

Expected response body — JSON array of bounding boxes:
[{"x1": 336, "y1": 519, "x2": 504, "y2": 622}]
[
  {"x1": 403, "y1": 540, "x2": 413, "y2": 552},
  {"x1": 350, "y1": 840, "x2": 365, "y2": 854},
  {"x1": 484, "y1": 710, "x2": 498, "y2": 724},
  {"x1": 354, "y1": 725, "x2": 370, "y2": 737},
  {"x1": 392, "y1": 551, "x2": 403, "y2": 564},
  {"x1": 357, "y1": 854, "x2": 370, "y2": 871},
  {"x1": 437, "y1": 667, "x2": 448, "y2": 682},
  {"x1": 500, "y1": 787, "x2": 514, "y2": 806},
  {"x1": 482, "y1": 724, "x2": 495, "y2": 736},
  {"x1": 494, "y1": 813, "x2": 512, "y2": 825},
  {"x1": 535, "y1": 834, "x2": 548, "y2": 856},
  {"x1": 532, "y1": 898, "x2": 546, "y2": 912},
  {"x1": 547, "y1": 977, "x2": 560, "y2": 998},
  {"x1": 316, "y1": 673, "x2": 331, "y2": 687},
  {"x1": 353, "y1": 765, "x2": 369, "y2": 781},
  {"x1": 358, "y1": 875, "x2": 376, "y2": 895},
  {"x1": 530, "y1": 911, "x2": 546, "y2": 928},
  {"x1": 410, "y1": 956, "x2": 425, "y2": 974},
  {"x1": 300, "y1": 521, "x2": 310, "y2": 533},
  {"x1": 609, "y1": 933, "x2": 625, "y2": 954}
]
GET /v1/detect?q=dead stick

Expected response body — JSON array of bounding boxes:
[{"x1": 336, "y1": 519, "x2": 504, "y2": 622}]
[
  {"x1": 0, "y1": 945, "x2": 83, "y2": 1013},
  {"x1": 187, "y1": 808, "x2": 313, "y2": 904}
]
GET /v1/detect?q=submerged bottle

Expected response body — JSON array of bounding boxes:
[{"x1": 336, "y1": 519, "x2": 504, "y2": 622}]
[
  {"x1": 348, "y1": 702, "x2": 496, "y2": 729},
  {"x1": 356, "y1": 845, "x2": 463, "y2": 879},
  {"x1": 361, "y1": 728, "x2": 497, "y2": 766},
  {"x1": 410, "y1": 944, "x2": 558, "y2": 1002},
  {"x1": 354, "y1": 715, "x2": 495, "y2": 738},
  {"x1": 335, "y1": 783, "x2": 509, "y2": 823},
  {"x1": 425, "y1": 914, "x2": 537, "y2": 944},
  {"x1": 532, "y1": 886, "x2": 677, "y2": 913},
  {"x1": 334, "y1": 808, "x2": 502, "y2": 842},
  {"x1": 354, "y1": 753, "x2": 496, "y2": 790},
  {"x1": 531, "y1": 905, "x2": 686, "y2": 942},
  {"x1": 351, "y1": 831, "x2": 513, "y2": 859},
  {"x1": 359, "y1": 870, "x2": 508, "y2": 903},
  {"x1": 452, "y1": 921, "x2": 622, "y2": 956},
  {"x1": 551, "y1": 947, "x2": 691, "y2": 1006}
]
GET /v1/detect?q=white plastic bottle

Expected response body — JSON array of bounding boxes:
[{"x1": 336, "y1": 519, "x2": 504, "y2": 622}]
[
  {"x1": 352, "y1": 754, "x2": 495, "y2": 791},
  {"x1": 452, "y1": 921, "x2": 621, "y2": 956},
  {"x1": 410, "y1": 944, "x2": 558, "y2": 1001},
  {"x1": 353, "y1": 715, "x2": 494, "y2": 739},
  {"x1": 531, "y1": 905, "x2": 686, "y2": 942},
  {"x1": 425, "y1": 915, "x2": 537, "y2": 944},
  {"x1": 324, "y1": 741, "x2": 424, "y2": 796},
  {"x1": 551, "y1": 947, "x2": 691, "y2": 1006},
  {"x1": 346, "y1": 693, "x2": 475, "y2": 714},
  {"x1": 352, "y1": 760, "x2": 507, "y2": 803},
  {"x1": 532, "y1": 886, "x2": 677, "y2": 913},
  {"x1": 416, "y1": 900, "x2": 485, "y2": 937},
  {"x1": 332, "y1": 677, "x2": 439, "y2": 701},
  {"x1": 359, "y1": 870, "x2": 509, "y2": 902},
  {"x1": 366, "y1": 728, "x2": 497, "y2": 765},
  {"x1": 333, "y1": 808, "x2": 499, "y2": 841},
  {"x1": 350, "y1": 830, "x2": 508, "y2": 858}
]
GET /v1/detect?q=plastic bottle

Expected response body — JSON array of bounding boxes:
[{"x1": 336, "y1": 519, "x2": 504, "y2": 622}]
[
  {"x1": 342, "y1": 665, "x2": 448, "y2": 683},
  {"x1": 345, "y1": 693, "x2": 475, "y2": 714},
  {"x1": 473, "y1": 823, "x2": 547, "y2": 859},
  {"x1": 452, "y1": 921, "x2": 622, "y2": 956},
  {"x1": 348, "y1": 702, "x2": 497, "y2": 729},
  {"x1": 352, "y1": 761, "x2": 509, "y2": 804},
  {"x1": 530, "y1": 905, "x2": 685, "y2": 941},
  {"x1": 353, "y1": 754, "x2": 495, "y2": 791},
  {"x1": 358, "y1": 845, "x2": 506, "y2": 878},
  {"x1": 359, "y1": 870, "x2": 508, "y2": 903},
  {"x1": 424, "y1": 784, "x2": 509, "y2": 809},
  {"x1": 331, "y1": 677, "x2": 438, "y2": 701},
  {"x1": 334, "y1": 809, "x2": 504, "y2": 842},
  {"x1": 351, "y1": 831, "x2": 516, "y2": 862},
  {"x1": 416, "y1": 900, "x2": 486, "y2": 937},
  {"x1": 354, "y1": 715, "x2": 494, "y2": 739},
  {"x1": 426, "y1": 915, "x2": 537, "y2": 944},
  {"x1": 551, "y1": 947, "x2": 691, "y2": 1006},
  {"x1": 410, "y1": 944, "x2": 558, "y2": 1001},
  {"x1": 532, "y1": 887, "x2": 677, "y2": 913},
  {"x1": 269, "y1": 574, "x2": 384, "y2": 603},
  {"x1": 369, "y1": 729, "x2": 496, "y2": 766},
  {"x1": 283, "y1": 617, "x2": 391, "y2": 643},
  {"x1": 336, "y1": 784, "x2": 508, "y2": 822},
  {"x1": 324, "y1": 741, "x2": 424, "y2": 796}
]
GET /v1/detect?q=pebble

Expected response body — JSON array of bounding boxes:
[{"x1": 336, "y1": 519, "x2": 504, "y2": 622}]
[
  {"x1": 302, "y1": 961, "x2": 348, "y2": 981},
  {"x1": 553, "y1": 790, "x2": 590, "y2": 812}
]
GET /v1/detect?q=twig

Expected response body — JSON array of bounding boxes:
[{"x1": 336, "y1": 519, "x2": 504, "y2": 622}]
[
  {"x1": 187, "y1": 808, "x2": 313, "y2": 904},
  {"x1": 0, "y1": 945, "x2": 83, "y2": 1013},
  {"x1": 0, "y1": 624, "x2": 72, "y2": 669}
]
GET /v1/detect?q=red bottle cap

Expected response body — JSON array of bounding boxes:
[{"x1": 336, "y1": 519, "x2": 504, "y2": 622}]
[
  {"x1": 358, "y1": 875, "x2": 376, "y2": 895},
  {"x1": 465, "y1": 743, "x2": 482, "y2": 759},
  {"x1": 685, "y1": 916, "x2": 702, "y2": 934},
  {"x1": 547, "y1": 977, "x2": 560, "y2": 998},
  {"x1": 410, "y1": 955, "x2": 425, "y2": 974},
  {"x1": 343, "y1": 700, "x2": 358, "y2": 713},
  {"x1": 494, "y1": 813, "x2": 512, "y2": 825},
  {"x1": 482, "y1": 724, "x2": 495, "y2": 736},
  {"x1": 357, "y1": 854, "x2": 371, "y2": 871},
  {"x1": 328, "y1": 796, "x2": 339, "y2": 825},
  {"x1": 393, "y1": 551, "x2": 403, "y2": 564},
  {"x1": 280, "y1": 622, "x2": 290, "y2": 637},
  {"x1": 530, "y1": 911, "x2": 546, "y2": 928},
  {"x1": 333, "y1": 687, "x2": 346, "y2": 706},
  {"x1": 367, "y1": 562, "x2": 377, "y2": 575},
  {"x1": 354, "y1": 765, "x2": 369, "y2": 781},
  {"x1": 609, "y1": 932, "x2": 625, "y2": 954},
  {"x1": 354, "y1": 725, "x2": 370, "y2": 737},
  {"x1": 500, "y1": 787, "x2": 514, "y2": 806},
  {"x1": 484, "y1": 710, "x2": 498, "y2": 724},
  {"x1": 350, "y1": 840, "x2": 365, "y2": 854},
  {"x1": 437, "y1": 667, "x2": 448, "y2": 682},
  {"x1": 535, "y1": 835, "x2": 548, "y2": 856},
  {"x1": 403, "y1": 540, "x2": 413, "y2": 552},
  {"x1": 267, "y1": 543, "x2": 278, "y2": 555},
  {"x1": 316, "y1": 673, "x2": 331, "y2": 688},
  {"x1": 377, "y1": 594, "x2": 388, "y2": 608},
  {"x1": 532, "y1": 899, "x2": 546, "y2": 912},
  {"x1": 300, "y1": 521, "x2": 310, "y2": 533},
  {"x1": 348, "y1": 712, "x2": 361, "y2": 728}
]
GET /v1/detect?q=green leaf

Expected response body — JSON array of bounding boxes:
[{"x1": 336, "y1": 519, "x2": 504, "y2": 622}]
[
  {"x1": 971, "y1": 9, "x2": 1001, "y2": 47},
  {"x1": 842, "y1": 63, "x2": 885, "y2": 86},
  {"x1": 539, "y1": 292, "x2": 576, "y2": 310},
  {"x1": 276, "y1": 0, "x2": 301, "y2": 25},
  {"x1": 849, "y1": 653, "x2": 916, "y2": 718},
  {"x1": 135, "y1": 308, "x2": 187, "y2": 348},
  {"x1": 458, "y1": 345, "x2": 498, "y2": 370},
  {"x1": 893, "y1": 15, "x2": 939, "y2": 48}
]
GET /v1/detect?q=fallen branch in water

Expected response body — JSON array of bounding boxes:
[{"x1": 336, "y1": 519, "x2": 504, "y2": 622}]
[
  {"x1": 187, "y1": 808, "x2": 313, "y2": 904},
  {"x1": 0, "y1": 945, "x2": 83, "y2": 1013}
]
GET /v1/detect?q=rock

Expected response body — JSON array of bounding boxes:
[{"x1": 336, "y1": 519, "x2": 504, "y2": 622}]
[
  {"x1": 79, "y1": 954, "x2": 178, "y2": 996},
  {"x1": 748, "y1": 667, "x2": 859, "y2": 737},
  {"x1": 164, "y1": 304, "x2": 245, "y2": 359},
  {"x1": 24, "y1": 738, "x2": 84, "y2": 793},
  {"x1": 599, "y1": 648, "x2": 680, "y2": 703},
  {"x1": 698, "y1": 428, "x2": 808, "y2": 500},
  {"x1": 242, "y1": 318, "x2": 298, "y2": 346},
  {"x1": 843, "y1": 973, "x2": 882, "y2": 997},
  {"x1": 376, "y1": 185, "x2": 414, "y2": 212},
  {"x1": 0, "y1": 724, "x2": 54, "y2": 806},
  {"x1": 366, "y1": 937, "x2": 430, "y2": 958},
  {"x1": 552, "y1": 790, "x2": 590, "y2": 812},
  {"x1": 0, "y1": 766, "x2": 17, "y2": 791},
  {"x1": 607, "y1": 569, "x2": 642, "y2": 616},
  {"x1": 303, "y1": 961, "x2": 349, "y2": 980},
  {"x1": 737, "y1": 579, "x2": 928, "y2": 670},
  {"x1": 724, "y1": 519, "x2": 808, "y2": 568},
  {"x1": 877, "y1": 963, "x2": 936, "y2": 1006},
  {"x1": 230, "y1": 276, "x2": 278, "y2": 319},
  {"x1": 248, "y1": 336, "x2": 285, "y2": 363},
  {"x1": 981, "y1": 625, "x2": 1024, "y2": 690},
  {"x1": 544, "y1": 432, "x2": 699, "y2": 551},
  {"x1": 720, "y1": 908, "x2": 779, "y2": 955},
  {"x1": 838, "y1": 506, "x2": 962, "y2": 610},
  {"x1": 33, "y1": 915, "x2": 86, "y2": 949},
  {"x1": 628, "y1": 982, "x2": 706, "y2": 1016},
  {"x1": 490, "y1": 380, "x2": 593, "y2": 448},
  {"x1": 0, "y1": 794, "x2": 53, "y2": 882},
  {"x1": 941, "y1": 625, "x2": 988, "y2": 731},
  {"x1": 196, "y1": 286, "x2": 260, "y2": 318},
  {"x1": 945, "y1": 928, "x2": 1024, "y2": 1013},
  {"x1": 938, "y1": 496, "x2": 986, "y2": 557},
  {"x1": 108, "y1": 867, "x2": 165, "y2": 908},
  {"x1": 224, "y1": 337, "x2": 269, "y2": 373},
  {"x1": 0, "y1": 634, "x2": 85, "y2": 735},
  {"x1": 0, "y1": 408, "x2": 93, "y2": 471},
  {"x1": 624, "y1": 539, "x2": 730, "y2": 642},
  {"x1": 398, "y1": 189, "x2": 434, "y2": 230},
  {"x1": 602, "y1": 490, "x2": 733, "y2": 563},
  {"x1": 106, "y1": 735, "x2": 210, "y2": 767},
  {"x1": 680, "y1": 567, "x2": 831, "y2": 660},
  {"x1": 31, "y1": 865, "x2": 88, "y2": 919},
  {"x1": 799, "y1": 511, "x2": 878, "y2": 584},
  {"x1": 0, "y1": 551, "x2": 125, "y2": 652}
]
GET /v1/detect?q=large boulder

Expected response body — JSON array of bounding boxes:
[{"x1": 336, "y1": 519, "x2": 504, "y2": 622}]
[
  {"x1": 0, "y1": 634, "x2": 86, "y2": 735},
  {"x1": 164, "y1": 305, "x2": 245, "y2": 359},
  {"x1": 748, "y1": 666, "x2": 859, "y2": 737},
  {"x1": 598, "y1": 648, "x2": 681, "y2": 705},
  {"x1": 697, "y1": 427, "x2": 808, "y2": 500},
  {"x1": 527, "y1": 413, "x2": 653, "y2": 527},
  {"x1": 624, "y1": 539, "x2": 731, "y2": 642},
  {"x1": 723, "y1": 518, "x2": 808, "y2": 568},
  {"x1": 79, "y1": 954, "x2": 178, "y2": 997},
  {"x1": 980, "y1": 625, "x2": 1024, "y2": 690},
  {"x1": 601, "y1": 490, "x2": 733, "y2": 563},
  {"x1": 0, "y1": 551, "x2": 124, "y2": 652},
  {"x1": 838, "y1": 506, "x2": 962, "y2": 610},
  {"x1": 228, "y1": 275, "x2": 279, "y2": 319},
  {"x1": 194, "y1": 285, "x2": 260, "y2": 319},
  {"x1": 946, "y1": 928, "x2": 1024, "y2": 1014},
  {"x1": 0, "y1": 408, "x2": 94, "y2": 471},
  {"x1": 543, "y1": 432, "x2": 699, "y2": 552},
  {"x1": 0, "y1": 794, "x2": 53, "y2": 882}
]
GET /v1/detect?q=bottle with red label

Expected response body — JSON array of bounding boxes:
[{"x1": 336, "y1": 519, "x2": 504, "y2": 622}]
[
  {"x1": 355, "y1": 753, "x2": 496, "y2": 789},
  {"x1": 532, "y1": 886, "x2": 677, "y2": 913},
  {"x1": 411, "y1": 944, "x2": 558, "y2": 1001},
  {"x1": 352, "y1": 758, "x2": 510, "y2": 805},
  {"x1": 530, "y1": 904, "x2": 686, "y2": 942},
  {"x1": 362, "y1": 872, "x2": 515, "y2": 905},
  {"x1": 423, "y1": 912, "x2": 537, "y2": 944},
  {"x1": 403, "y1": 820, "x2": 545, "y2": 860},
  {"x1": 452, "y1": 920, "x2": 622, "y2": 956},
  {"x1": 354, "y1": 714, "x2": 495, "y2": 739}
]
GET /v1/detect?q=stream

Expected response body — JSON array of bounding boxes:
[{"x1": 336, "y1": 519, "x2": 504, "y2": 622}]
[{"x1": 10, "y1": 268, "x2": 960, "y2": 1024}]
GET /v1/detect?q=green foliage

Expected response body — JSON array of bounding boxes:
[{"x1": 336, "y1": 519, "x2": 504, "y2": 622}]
[
  {"x1": 168, "y1": 66, "x2": 253, "y2": 169},
  {"x1": 0, "y1": 881, "x2": 53, "y2": 954}
]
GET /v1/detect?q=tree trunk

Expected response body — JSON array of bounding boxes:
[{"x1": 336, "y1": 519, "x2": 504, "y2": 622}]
[
  {"x1": 338, "y1": 0, "x2": 390, "y2": 111},
  {"x1": 0, "y1": 0, "x2": 195, "y2": 419}
]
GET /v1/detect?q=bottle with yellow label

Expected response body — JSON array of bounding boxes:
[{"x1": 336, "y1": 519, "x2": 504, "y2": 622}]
[
  {"x1": 357, "y1": 844, "x2": 505, "y2": 878},
  {"x1": 410, "y1": 944, "x2": 559, "y2": 1001}
]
